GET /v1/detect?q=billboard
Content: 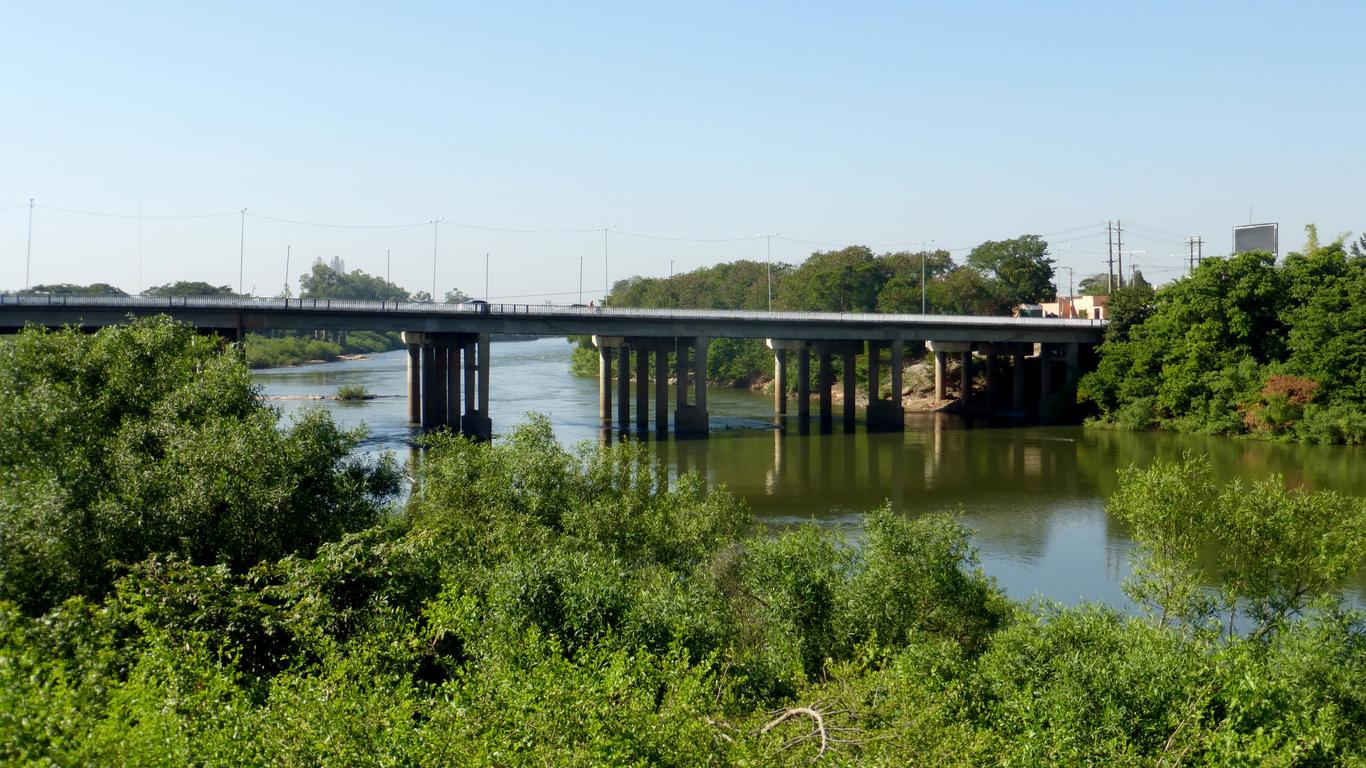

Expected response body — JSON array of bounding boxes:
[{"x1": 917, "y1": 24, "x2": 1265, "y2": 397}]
[{"x1": 1233, "y1": 223, "x2": 1278, "y2": 256}]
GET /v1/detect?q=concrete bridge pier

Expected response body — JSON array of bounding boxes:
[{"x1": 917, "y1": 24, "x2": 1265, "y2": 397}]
[
  {"x1": 865, "y1": 339, "x2": 906, "y2": 430},
  {"x1": 407, "y1": 344, "x2": 421, "y2": 424},
  {"x1": 1012, "y1": 348, "x2": 1027, "y2": 411},
  {"x1": 674, "y1": 336, "x2": 710, "y2": 436},
  {"x1": 818, "y1": 351, "x2": 834, "y2": 431},
  {"x1": 925, "y1": 341, "x2": 972, "y2": 409},
  {"x1": 460, "y1": 334, "x2": 492, "y2": 440},
  {"x1": 402, "y1": 331, "x2": 489, "y2": 438},
  {"x1": 766, "y1": 339, "x2": 808, "y2": 418}
]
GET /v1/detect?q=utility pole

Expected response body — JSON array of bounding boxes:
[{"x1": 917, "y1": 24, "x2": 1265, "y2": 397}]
[
  {"x1": 385, "y1": 248, "x2": 391, "y2": 290},
  {"x1": 484, "y1": 252, "x2": 490, "y2": 302},
  {"x1": 1116, "y1": 219, "x2": 1124, "y2": 289},
  {"x1": 578, "y1": 256, "x2": 584, "y2": 304},
  {"x1": 238, "y1": 208, "x2": 247, "y2": 295},
  {"x1": 920, "y1": 239, "x2": 935, "y2": 313},
  {"x1": 24, "y1": 198, "x2": 33, "y2": 290},
  {"x1": 284, "y1": 244, "x2": 291, "y2": 297},
  {"x1": 1106, "y1": 220, "x2": 1115, "y2": 294}
]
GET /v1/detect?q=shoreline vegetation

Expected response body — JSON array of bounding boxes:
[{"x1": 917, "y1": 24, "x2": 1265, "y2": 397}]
[{"x1": 3, "y1": 318, "x2": 1366, "y2": 764}]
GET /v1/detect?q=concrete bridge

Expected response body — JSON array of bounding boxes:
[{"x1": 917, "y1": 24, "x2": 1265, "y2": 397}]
[{"x1": 0, "y1": 294, "x2": 1105, "y2": 439}]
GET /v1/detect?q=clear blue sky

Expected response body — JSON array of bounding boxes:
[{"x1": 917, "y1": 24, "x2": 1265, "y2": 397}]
[{"x1": 3, "y1": 1, "x2": 1363, "y2": 299}]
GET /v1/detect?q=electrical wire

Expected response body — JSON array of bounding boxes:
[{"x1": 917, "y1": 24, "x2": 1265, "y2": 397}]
[
  {"x1": 614, "y1": 229, "x2": 756, "y2": 243},
  {"x1": 35, "y1": 204, "x2": 239, "y2": 220},
  {"x1": 442, "y1": 220, "x2": 602, "y2": 235},
  {"x1": 248, "y1": 212, "x2": 431, "y2": 230}
]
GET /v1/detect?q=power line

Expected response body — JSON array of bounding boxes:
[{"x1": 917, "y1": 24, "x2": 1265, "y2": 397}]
[
  {"x1": 36, "y1": 204, "x2": 239, "y2": 220},
  {"x1": 249, "y1": 212, "x2": 431, "y2": 230}
]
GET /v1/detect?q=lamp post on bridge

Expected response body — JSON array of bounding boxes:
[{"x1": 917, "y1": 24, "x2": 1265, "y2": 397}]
[
  {"x1": 602, "y1": 224, "x2": 615, "y2": 305},
  {"x1": 759, "y1": 233, "x2": 779, "y2": 311},
  {"x1": 920, "y1": 239, "x2": 935, "y2": 314},
  {"x1": 431, "y1": 217, "x2": 444, "y2": 301}
]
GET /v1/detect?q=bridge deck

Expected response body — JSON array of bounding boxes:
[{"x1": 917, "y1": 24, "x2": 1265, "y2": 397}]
[{"x1": 0, "y1": 295, "x2": 1104, "y2": 344}]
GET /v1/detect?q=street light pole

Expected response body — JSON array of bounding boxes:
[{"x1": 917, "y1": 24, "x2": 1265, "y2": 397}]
[
  {"x1": 431, "y1": 218, "x2": 442, "y2": 300},
  {"x1": 238, "y1": 208, "x2": 247, "y2": 295},
  {"x1": 759, "y1": 233, "x2": 778, "y2": 310},
  {"x1": 24, "y1": 198, "x2": 33, "y2": 290},
  {"x1": 602, "y1": 225, "x2": 614, "y2": 304},
  {"x1": 578, "y1": 256, "x2": 584, "y2": 304},
  {"x1": 920, "y1": 239, "x2": 935, "y2": 314}
]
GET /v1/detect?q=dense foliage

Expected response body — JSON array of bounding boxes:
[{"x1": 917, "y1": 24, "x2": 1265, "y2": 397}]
[
  {"x1": 1079, "y1": 231, "x2": 1366, "y2": 443},
  {"x1": 0, "y1": 318, "x2": 400, "y2": 613},
  {"x1": 584, "y1": 236, "x2": 1055, "y2": 387},
  {"x1": 4, "y1": 320, "x2": 1364, "y2": 765}
]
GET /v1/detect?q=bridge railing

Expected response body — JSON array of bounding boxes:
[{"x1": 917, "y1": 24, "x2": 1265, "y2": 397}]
[{"x1": 0, "y1": 293, "x2": 1105, "y2": 328}]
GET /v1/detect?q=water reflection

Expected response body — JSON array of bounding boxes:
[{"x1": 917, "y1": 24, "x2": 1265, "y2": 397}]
[{"x1": 252, "y1": 338, "x2": 1366, "y2": 609}]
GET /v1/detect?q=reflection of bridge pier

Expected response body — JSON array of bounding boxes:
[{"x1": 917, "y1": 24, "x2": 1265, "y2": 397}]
[{"x1": 402, "y1": 331, "x2": 491, "y2": 440}]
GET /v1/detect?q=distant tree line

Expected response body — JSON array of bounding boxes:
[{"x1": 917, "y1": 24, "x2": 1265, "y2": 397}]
[{"x1": 583, "y1": 234, "x2": 1057, "y2": 387}]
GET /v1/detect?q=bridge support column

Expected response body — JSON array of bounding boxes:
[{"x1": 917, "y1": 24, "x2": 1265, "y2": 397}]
[
  {"x1": 841, "y1": 351, "x2": 856, "y2": 431},
  {"x1": 774, "y1": 348, "x2": 787, "y2": 415},
  {"x1": 420, "y1": 343, "x2": 437, "y2": 428},
  {"x1": 675, "y1": 336, "x2": 709, "y2": 436},
  {"x1": 934, "y1": 351, "x2": 946, "y2": 404},
  {"x1": 926, "y1": 341, "x2": 971, "y2": 409},
  {"x1": 617, "y1": 346, "x2": 630, "y2": 430},
  {"x1": 1065, "y1": 342, "x2": 1079, "y2": 381},
  {"x1": 597, "y1": 342, "x2": 613, "y2": 424},
  {"x1": 463, "y1": 339, "x2": 476, "y2": 424},
  {"x1": 406, "y1": 342, "x2": 421, "y2": 424},
  {"x1": 797, "y1": 348, "x2": 811, "y2": 421},
  {"x1": 866, "y1": 339, "x2": 905, "y2": 431},
  {"x1": 460, "y1": 334, "x2": 492, "y2": 441},
  {"x1": 960, "y1": 350, "x2": 972, "y2": 405},
  {"x1": 1013, "y1": 349, "x2": 1026, "y2": 411},
  {"x1": 818, "y1": 352, "x2": 834, "y2": 432},
  {"x1": 635, "y1": 347, "x2": 649, "y2": 432},
  {"x1": 984, "y1": 353, "x2": 997, "y2": 407},
  {"x1": 891, "y1": 340, "x2": 904, "y2": 406},
  {"x1": 1039, "y1": 343, "x2": 1053, "y2": 404},
  {"x1": 453, "y1": 337, "x2": 469, "y2": 426},
  {"x1": 432, "y1": 338, "x2": 449, "y2": 428},
  {"x1": 655, "y1": 346, "x2": 669, "y2": 433}
]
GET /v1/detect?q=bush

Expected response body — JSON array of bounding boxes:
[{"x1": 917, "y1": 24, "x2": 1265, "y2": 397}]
[{"x1": 0, "y1": 318, "x2": 400, "y2": 614}]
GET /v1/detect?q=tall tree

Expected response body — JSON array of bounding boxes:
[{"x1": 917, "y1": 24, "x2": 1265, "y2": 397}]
[
  {"x1": 298, "y1": 262, "x2": 412, "y2": 301},
  {"x1": 143, "y1": 281, "x2": 239, "y2": 297},
  {"x1": 776, "y1": 246, "x2": 887, "y2": 312},
  {"x1": 966, "y1": 235, "x2": 1056, "y2": 309}
]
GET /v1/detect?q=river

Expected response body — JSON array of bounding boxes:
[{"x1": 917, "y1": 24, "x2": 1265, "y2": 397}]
[{"x1": 253, "y1": 337, "x2": 1366, "y2": 609}]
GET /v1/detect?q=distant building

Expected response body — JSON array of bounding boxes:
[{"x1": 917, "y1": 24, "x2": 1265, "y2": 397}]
[
  {"x1": 1038, "y1": 295, "x2": 1108, "y2": 320},
  {"x1": 312, "y1": 256, "x2": 346, "y2": 274}
]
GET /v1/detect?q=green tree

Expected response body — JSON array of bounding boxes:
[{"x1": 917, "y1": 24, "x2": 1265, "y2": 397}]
[
  {"x1": 19, "y1": 283, "x2": 127, "y2": 296},
  {"x1": 143, "y1": 281, "x2": 239, "y2": 297},
  {"x1": 966, "y1": 234, "x2": 1055, "y2": 308},
  {"x1": 0, "y1": 317, "x2": 400, "y2": 614},
  {"x1": 875, "y1": 249, "x2": 956, "y2": 312},
  {"x1": 776, "y1": 246, "x2": 887, "y2": 312},
  {"x1": 298, "y1": 261, "x2": 412, "y2": 301},
  {"x1": 1077, "y1": 272, "x2": 1112, "y2": 295},
  {"x1": 927, "y1": 267, "x2": 1009, "y2": 315}
]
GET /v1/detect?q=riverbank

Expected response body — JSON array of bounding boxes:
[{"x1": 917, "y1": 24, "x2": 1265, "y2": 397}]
[{"x1": 243, "y1": 331, "x2": 401, "y2": 369}]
